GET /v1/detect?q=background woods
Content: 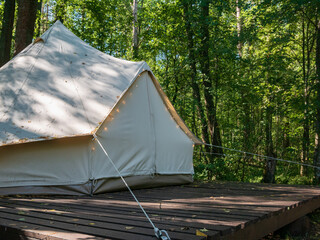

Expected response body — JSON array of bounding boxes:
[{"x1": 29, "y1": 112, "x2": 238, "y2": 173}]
[{"x1": 0, "y1": 0, "x2": 320, "y2": 184}]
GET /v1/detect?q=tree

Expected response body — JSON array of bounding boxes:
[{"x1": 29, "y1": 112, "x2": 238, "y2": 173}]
[
  {"x1": 53, "y1": 0, "x2": 66, "y2": 23},
  {"x1": 1, "y1": 0, "x2": 319, "y2": 183},
  {"x1": 199, "y1": 0, "x2": 222, "y2": 151},
  {"x1": 0, "y1": 0, "x2": 15, "y2": 66},
  {"x1": 314, "y1": 16, "x2": 320, "y2": 182},
  {"x1": 14, "y1": 0, "x2": 40, "y2": 56},
  {"x1": 182, "y1": 0, "x2": 210, "y2": 147},
  {"x1": 132, "y1": 0, "x2": 139, "y2": 59}
]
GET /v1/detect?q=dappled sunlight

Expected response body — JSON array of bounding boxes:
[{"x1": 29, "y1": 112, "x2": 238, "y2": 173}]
[
  {"x1": 0, "y1": 21, "x2": 147, "y2": 146},
  {"x1": 0, "y1": 181, "x2": 319, "y2": 239}
]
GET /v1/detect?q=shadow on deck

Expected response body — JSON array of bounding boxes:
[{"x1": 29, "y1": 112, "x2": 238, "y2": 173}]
[{"x1": 0, "y1": 181, "x2": 320, "y2": 240}]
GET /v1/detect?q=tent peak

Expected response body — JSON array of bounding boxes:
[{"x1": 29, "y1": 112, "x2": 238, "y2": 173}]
[{"x1": 0, "y1": 21, "x2": 150, "y2": 147}]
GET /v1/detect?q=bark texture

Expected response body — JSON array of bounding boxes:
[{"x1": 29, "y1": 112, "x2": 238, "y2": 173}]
[
  {"x1": 132, "y1": 0, "x2": 139, "y2": 59},
  {"x1": 199, "y1": 0, "x2": 222, "y2": 151},
  {"x1": 263, "y1": 105, "x2": 276, "y2": 183},
  {"x1": 182, "y1": 1, "x2": 210, "y2": 147},
  {"x1": 0, "y1": 0, "x2": 16, "y2": 67},
  {"x1": 314, "y1": 19, "x2": 320, "y2": 183},
  {"x1": 14, "y1": 0, "x2": 39, "y2": 56}
]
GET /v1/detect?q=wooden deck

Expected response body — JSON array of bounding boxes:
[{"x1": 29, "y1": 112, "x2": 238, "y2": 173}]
[{"x1": 0, "y1": 182, "x2": 320, "y2": 240}]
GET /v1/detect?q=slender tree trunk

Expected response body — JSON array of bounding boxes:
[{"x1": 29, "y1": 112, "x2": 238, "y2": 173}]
[
  {"x1": 301, "y1": 15, "x2": 310, "y2": 176},
  {"x1": 236, "y1": 0, "x2": 242, "y2": 58},
  {"x1": 171, "y1": 56, "x2": 180, "y2": 105},
  {"x1": 263, "y1": 105, "x2": 276, "y2": 183},
  {"x1": 14, "y1": 0, "x2": 39, "y2": 56},
  {"x1": 182, "y1": 1, "x2": 213, "y2": 168},
  {"x1": 0, "y1": 0, "x2": 16, "y2": 67},
  {"x1": 300, "y1": 14, "x2": 314, "y2": 176},
  {"x1": 283, "y1": 121, "x2": 290, "y2": 151},
  {"x1": 199, "y1": 0, "x2": 223, "y2": 153},
  {"x1": 314, "y1": 19, "x2": 320, "y2": 183},
  {"x1": 132, "y1": 0, "x2": 139, "y2": 59},
  {"x1": 46, "y1": 3, "x2": 49, "y2": 30},
  {"x1": 236, "y1": 0, "x2": 250, "y2": 175},
  {"x1": 182, "y1": 1, "x2": 209, "y2": 144}
]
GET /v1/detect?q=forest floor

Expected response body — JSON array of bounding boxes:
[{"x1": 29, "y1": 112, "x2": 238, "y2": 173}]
[{"x1": 261, "y1": 208, "x2": 320, "y2": 240}]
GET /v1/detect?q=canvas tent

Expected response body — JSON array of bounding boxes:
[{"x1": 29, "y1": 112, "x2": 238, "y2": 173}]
[{"x1": 0, "y1": 21, "x2": 202, "y2": 195}]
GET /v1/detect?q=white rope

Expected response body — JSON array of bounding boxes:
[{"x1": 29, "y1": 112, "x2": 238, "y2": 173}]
[
  {"x1": 201, "y1": 143, "x2": 320, "y2": 170},
  {"x1": 92, "y1": 134, "x2": 170, "y2": 240},
  {"x1": 195, "y1": 151, "x2": 227, "y2": 157}
]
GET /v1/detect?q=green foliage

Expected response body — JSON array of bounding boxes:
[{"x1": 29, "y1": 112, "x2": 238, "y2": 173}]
[
  {"x1": 1, "y1": 0, "x2": 319, "y2": 185},
  {"x1": 0, "y1": 0, "x2": 4, "y2": 29},
  {"x1": 277, "y1": 174, "x2": 312, "y2": 185}
]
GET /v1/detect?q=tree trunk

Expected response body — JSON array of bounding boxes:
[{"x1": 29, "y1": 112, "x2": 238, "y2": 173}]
[
  {"x1": 182, "y1": 1, "x2": 209, "y2": 144},
  {"x1": 14, "y1": 0, "x2": 39, "y2": 56},
  {"x1": 314, "y1": 19, "x2": 320, "y2": 183},
  {"x1": 199, "y1": 0, "x2": 223, "y2": 152},
  {"x1": 283, "y1": 121, "x2": 290, "y2": 152},
  {"x1": 301, "y1": 15, "x2": 310, "y2": 176},
  {"x1": 182, "y1": 1, "x2": 213, "y2": 168},
  {"x1": 236, "y1": 0, "x2": 242, "y2": 58},
  {"x1": 132, "y1": 0, "x2": 139, "y2": 59},
  {"x1": 236, "y1": 0, "x2": 250, "y2": 175},
  {"x1": 0, "y1": 0, "x2": 16, "y2": 67},
  {"x1": 263, "y1": 105, "x2": 276, "y2": 183}
]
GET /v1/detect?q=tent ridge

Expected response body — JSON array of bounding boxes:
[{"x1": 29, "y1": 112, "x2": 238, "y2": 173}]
[
  {"x1": 0, "y1": 21, "x2": 200, "y2": 149},
  {"x1": 93, "y1": 62, "x2": 150, "y2": 135}
]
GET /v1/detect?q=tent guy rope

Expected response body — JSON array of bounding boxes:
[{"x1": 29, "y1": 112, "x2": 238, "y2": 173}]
[
  {"x1": 200, "y1": 143, "x2": 320, "y2": 170},
  {"x1": 92, "y1": 133, "x2": 171, "y2": 240}
]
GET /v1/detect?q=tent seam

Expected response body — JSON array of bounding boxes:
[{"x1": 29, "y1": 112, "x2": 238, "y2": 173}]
[
  {"x1": 145, "y1": 76, "x2": 157, "y2": 174},
  {"x1": 93, "y1": 62, "x2": 148, "y2": 135},
  {"x1": 60, "y1": 44, "x2": 93, "y2": 130}
]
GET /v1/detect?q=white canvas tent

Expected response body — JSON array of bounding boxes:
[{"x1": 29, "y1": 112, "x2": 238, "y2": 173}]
[{"x1": 0, "y1": 21, "x2": 201, "y2": 195}]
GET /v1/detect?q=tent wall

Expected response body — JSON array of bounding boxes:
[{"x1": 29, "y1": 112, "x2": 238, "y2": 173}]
[
  {"x1": 93, "y1": 72, "x2": 194, "y2": 184},
  {"x1": 0, "y1": 136, "x2": 91, "y2": 188},
  {"x1": 0, "y1": 182, "x2": 92, "y2": 196},
  {"x1": 93, "y1": 174, "x2": 192, "y2": 194},
  {"x1": 0, "y1": 174, "x2": 192, "y2": 196},
  {"x1": 0, "y1": 72, "x2": 194, "y2": 195},
  {"x1": 146, "y1": 73, "x2": 194, "y2": 174},
  {"x1": 92, "y1": 72, "x2": 156, "y2": 179}
]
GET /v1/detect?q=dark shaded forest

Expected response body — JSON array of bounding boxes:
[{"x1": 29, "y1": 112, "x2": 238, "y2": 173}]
[{"x1": 1, "y1": 0, "x2": 320, "y2": 185}]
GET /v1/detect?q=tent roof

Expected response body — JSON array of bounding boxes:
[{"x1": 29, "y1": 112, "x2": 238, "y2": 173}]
[{"x1": 0, "y1": 21, "x2": 201, "y2": 146}]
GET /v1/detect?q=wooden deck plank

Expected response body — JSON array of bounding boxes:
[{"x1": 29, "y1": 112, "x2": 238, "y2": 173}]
[
  {"x1": 0, "y1": 198, "x2": 225, "y2": 236},
  {"x1": 220, "y1": 193, "x2": 320, "y2": 239},
  {"x1": 0, "y1": 217, "x2": 105, "y2": 240},
  {"x1": 0, "y1": 181, "x2": 319, "y2": 240},
  {"x1": 0, "y1": 198, "x2": 255, "y2": 235},
  {"x1": 0, "y1": 210, "x2": 157, "y2": 240},
  {"x1": 5, "y1": 197, "x2": 261, "y2": 223},
  {"x1": 0, "y1": 201, "x2": 209, "y2": 239},
  {"x1": 15, "y1": 194, "x2": 282, "y2": 219},
  {"x1": 0, "y1": 203, "x2": 206, "y2": 240}
]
